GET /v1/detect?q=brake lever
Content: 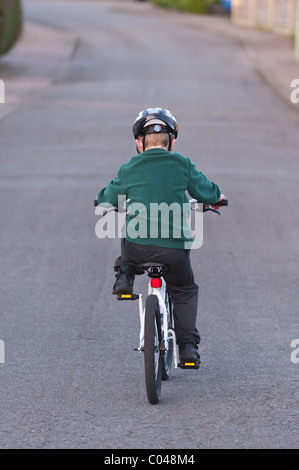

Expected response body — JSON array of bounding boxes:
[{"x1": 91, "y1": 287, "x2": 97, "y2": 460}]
[
  {"x1": 191, "y1": 205, "x2": 221, "y2": 215},
  {"x1": 203, "y1": 207, "x2": 220, "y2": 215}
]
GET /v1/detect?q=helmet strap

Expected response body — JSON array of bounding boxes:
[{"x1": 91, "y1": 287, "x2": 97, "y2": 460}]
[{"x1": 168, "y1": 133, "x2": 172, "y2": 151}]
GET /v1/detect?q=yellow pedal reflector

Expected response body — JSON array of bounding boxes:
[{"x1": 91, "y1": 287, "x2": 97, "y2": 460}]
[
  {"x1": 121, "y1": 294, "x2": 132, "y2": 298},
  {"x1": 185, "y1": 363, "x2": 195, "y2": 366}
]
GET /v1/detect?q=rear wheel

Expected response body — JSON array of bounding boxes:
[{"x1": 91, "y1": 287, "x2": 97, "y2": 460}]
[{"x1": 144, "y1": 295, "x2": 162, "y2": 405}]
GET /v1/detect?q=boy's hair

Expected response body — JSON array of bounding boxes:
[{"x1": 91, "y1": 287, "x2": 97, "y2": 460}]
[{"x1": 138, "y1": 131, "x2": 175, "y2": 150}]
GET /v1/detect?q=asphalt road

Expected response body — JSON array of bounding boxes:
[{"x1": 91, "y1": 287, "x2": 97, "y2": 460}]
[{"x1": 0, "y1": 0, "x2": 299, "y2": 449}]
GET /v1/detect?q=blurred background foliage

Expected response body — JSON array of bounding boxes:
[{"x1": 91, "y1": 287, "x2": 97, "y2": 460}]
[
  {"x1": 0, "y1": 0, "x2": 22, "y2": 56},
  {"x1": 148, "y1": 0, "x2": 223, "y2": 15}
]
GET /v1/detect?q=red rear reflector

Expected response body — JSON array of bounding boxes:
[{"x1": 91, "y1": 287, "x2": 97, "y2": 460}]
[{"x1": 150, "y1": 278, "x2": 162, "y2": 288}]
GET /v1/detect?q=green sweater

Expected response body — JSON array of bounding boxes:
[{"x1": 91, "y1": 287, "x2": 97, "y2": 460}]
[{"x1": 97, "y1": 148, "x2": 221, "y2": 249}]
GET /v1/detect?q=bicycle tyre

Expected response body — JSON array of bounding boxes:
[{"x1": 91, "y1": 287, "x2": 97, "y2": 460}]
[
  {"x1": 144, "y1": 295, "x2": 162, "y2": 405},
  {"x1": 161, "y1": 291, "x2": 174, "y2": 381}
]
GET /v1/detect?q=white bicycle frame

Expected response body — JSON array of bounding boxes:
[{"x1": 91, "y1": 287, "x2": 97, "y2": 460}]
[{"x1": 137, "y1": 275, "x2": 179, "y2": 369}]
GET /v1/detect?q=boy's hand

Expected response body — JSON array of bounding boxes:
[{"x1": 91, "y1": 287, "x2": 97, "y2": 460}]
[{"x1": 211, "y1": 194, "x2": 226, "y2": 211}]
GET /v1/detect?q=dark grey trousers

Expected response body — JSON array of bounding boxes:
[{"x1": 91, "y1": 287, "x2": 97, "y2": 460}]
[{"x1": 118, "y1": 238, "x2": 200, "y2": 344}]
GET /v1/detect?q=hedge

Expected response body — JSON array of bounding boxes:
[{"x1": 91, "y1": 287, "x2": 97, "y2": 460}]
[
  {"x1": 0, "y1": 0, "x2": 22, "y2": 56},
  {"x1": 148, "y1": 0, "x2": 220, "y2": 14}
]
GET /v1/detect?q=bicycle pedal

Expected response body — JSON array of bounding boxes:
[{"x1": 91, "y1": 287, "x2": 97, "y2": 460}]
[
  {"x1": 116, "y1": 293, "x2": 139, "y2": 301},
  {"x1": 178, "y1": 361, "x2": 200, "y2": 370}
]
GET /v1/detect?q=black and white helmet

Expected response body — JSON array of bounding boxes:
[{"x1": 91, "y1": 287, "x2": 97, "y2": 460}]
[{"x1": 133, "y1": 108, "x2": 178, "y2": 139}]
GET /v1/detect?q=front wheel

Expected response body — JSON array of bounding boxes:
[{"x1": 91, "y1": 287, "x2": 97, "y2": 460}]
[
  {"x1": 161, "y1": 291, "x2": 174, "y2": 381},
  {"x1": 144, "y1": 295, "x2": 162, "y2": 405}
]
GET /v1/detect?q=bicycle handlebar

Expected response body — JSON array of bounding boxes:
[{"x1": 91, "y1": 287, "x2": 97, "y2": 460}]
[{"x1": 94, "y1": 199, "x2": 229, "y2": 215}]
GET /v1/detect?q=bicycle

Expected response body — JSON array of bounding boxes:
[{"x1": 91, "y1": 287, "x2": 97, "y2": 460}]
[{"x1": 94, "y1": 198, "x2": 228, "y2": 404}]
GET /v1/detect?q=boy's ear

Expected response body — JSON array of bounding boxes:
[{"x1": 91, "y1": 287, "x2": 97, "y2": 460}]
[
  {"x1": 136, "y1": 138, "x2": 143, "y2": 153},
  {"x1": 171, "y1": 138, "x2": 176, "y2": 150}
]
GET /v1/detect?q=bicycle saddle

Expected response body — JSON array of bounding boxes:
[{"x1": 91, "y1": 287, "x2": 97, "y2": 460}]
[{"x1": 141, "y1": 262, "x2": 166, "y2": 268}]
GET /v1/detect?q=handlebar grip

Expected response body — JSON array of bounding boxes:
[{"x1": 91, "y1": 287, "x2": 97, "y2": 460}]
[
  {"x1": 214, "y1": 199, "x2": 228, "y2": 206},
  {"x1": 94, "y1": 200, "x2": 99, "y2": 207}
]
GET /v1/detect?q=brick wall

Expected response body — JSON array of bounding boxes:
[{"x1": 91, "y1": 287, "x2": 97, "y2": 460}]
[{"x1": 232, "y1": 0, "x2": 297, "y2": 35}]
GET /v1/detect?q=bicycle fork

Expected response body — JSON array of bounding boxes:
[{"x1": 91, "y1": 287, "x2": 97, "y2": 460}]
[
  {"x1": 137, "y1": 287, "x2": 179, "y2": 369},
  {"x1": 119, "y1": 289, "x2": 179, "y2": 369}
]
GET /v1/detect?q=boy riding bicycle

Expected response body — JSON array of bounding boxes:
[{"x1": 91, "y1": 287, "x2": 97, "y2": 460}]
[{"x1": 97, "y1": 108, "x2": 225, "y2": 366}]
